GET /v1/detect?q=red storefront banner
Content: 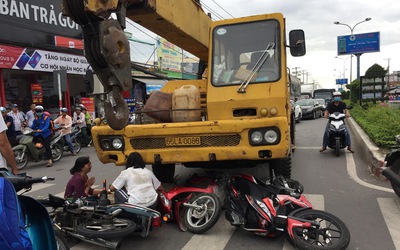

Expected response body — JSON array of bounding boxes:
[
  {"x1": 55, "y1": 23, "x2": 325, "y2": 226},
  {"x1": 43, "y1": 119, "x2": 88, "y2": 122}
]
[
  {"x1": 0, "y1": 43, "x2": 89, "y2": 75},
  {"x1": 31, "y1": 84, "x2": 43, "y2": 104},
  {"x1": 81, "y1": 97, "x2": 95, "y2": 121},
  {"x1": 55, "y1": 36, "x2": 84, "y2": 50},
  {"x1": 0, "y1": 44, "x2": 24, "y2": 68}
]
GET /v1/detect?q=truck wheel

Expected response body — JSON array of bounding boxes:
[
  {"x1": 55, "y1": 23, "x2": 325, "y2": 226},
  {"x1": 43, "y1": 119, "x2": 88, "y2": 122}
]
[
  {"x1": 270, "y1": 156, "x2": 292, "y2": 179},
  {"x1": 152, "y1": 164, "x2": 175, "y2": 183}
]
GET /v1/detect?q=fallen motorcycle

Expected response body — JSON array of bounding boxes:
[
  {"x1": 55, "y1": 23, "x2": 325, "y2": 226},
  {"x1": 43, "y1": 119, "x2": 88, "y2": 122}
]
[
  {"x1": 12, "y1": 127, "x2": 64, "y2": 170},
  {"x1": 158, "y1": 173, "x2": 223, "y2": 234},
  {"x1": 38, "y1": 180, "x2": 162, "y2": 249},
  {"x1": 222, "y1": 173, "x2": 351, "y2": 249},
  {"x1": 378, "y1": 135, "x2": 400, "y2": 198},
  {"x1": 0, "y1": 168, "x2": 69, "y2": 250}
]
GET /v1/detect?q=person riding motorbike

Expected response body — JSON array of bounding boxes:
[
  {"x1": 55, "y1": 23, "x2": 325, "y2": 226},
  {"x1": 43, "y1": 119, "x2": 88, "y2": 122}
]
[
  {"x1": 319, "y1": 91, "x2": 354, "y2": 153},
  {"x1": 30, "y1": 105, "x2": 53, "y2": 167},
  {"x1": 64, "y1": 156, "x2": 102, "y2": 199},
  {"x1": 73, "y1": 106, "x2": 90, "y2": 147},
  {"x1": 54, "y1": 107, "x2": 76, "y2": 156},
  {"x1": 109, "y1": 152, "x2": 163, "y2": 209}
]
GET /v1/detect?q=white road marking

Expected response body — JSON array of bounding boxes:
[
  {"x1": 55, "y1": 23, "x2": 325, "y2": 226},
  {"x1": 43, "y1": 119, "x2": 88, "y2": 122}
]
[
  {"x1": 17, "y1": 183, "x2": 54, "y2": 195},
  {"x1": 346, "y1": 152, "x2": 394, "y2": 193},
  {"x1": 377, "y1": 197, "x2": 400, "y2": 250}
]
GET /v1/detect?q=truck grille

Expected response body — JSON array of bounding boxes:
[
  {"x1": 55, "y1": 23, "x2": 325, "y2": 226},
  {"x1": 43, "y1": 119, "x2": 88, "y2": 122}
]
[{"x1": 130, "y1": 135, "x2": 241, "y2": 150}]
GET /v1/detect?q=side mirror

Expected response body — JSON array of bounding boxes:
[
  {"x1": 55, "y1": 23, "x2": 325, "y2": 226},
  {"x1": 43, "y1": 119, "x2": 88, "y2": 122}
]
[{"x1": 289, "y1": 30, "x2": 306, "y2": 57}]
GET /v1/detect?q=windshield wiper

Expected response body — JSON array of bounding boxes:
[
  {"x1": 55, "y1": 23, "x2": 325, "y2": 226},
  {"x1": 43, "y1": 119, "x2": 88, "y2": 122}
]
[{"x1": 237, "y1": 43, "x2": 275, "y2": 93}]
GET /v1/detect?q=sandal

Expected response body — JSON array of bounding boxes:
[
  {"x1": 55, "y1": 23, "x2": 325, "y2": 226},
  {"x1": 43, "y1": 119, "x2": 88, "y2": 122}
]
[
  {"x1": 347, "y1": 147, "x2": 354, "y2": 153},
  {"x1": 319, "y1": 147, "x2": 327, "y2": 152},
  {"x1": 46, "y1": 162, "x2": 53, "y2": 167}
]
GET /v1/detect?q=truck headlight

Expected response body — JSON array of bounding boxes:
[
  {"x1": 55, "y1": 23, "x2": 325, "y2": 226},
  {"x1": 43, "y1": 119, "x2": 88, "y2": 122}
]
[
  {"x1": 264, "y1": 130, "x2": 278, "y2": 144},
  {"x1": 112, "y1": 138, "x2": 123, "y2": 149},
  {"x1": 250, "y1": 131, "x2": 263, "y2": 144}
]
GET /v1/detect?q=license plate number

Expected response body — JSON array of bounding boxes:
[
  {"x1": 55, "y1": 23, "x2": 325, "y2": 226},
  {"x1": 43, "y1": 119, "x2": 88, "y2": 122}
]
[{"x1": 165, "y1": 137, "x2": 201, "y2": 146}]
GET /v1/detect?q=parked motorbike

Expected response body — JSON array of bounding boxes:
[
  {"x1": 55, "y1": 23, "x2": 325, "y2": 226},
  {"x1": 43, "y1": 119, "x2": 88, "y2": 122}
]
[
  {"x1": 222, "y1": 173, "x2": 351, "y2": 249},
  {"x1": 55, "y1": 124, "x2": 82, "y2": 154},
  {"x1": 38, "y1": 180, "x2": 162, "y2": 249},
  {"x1": 327, "y1": 112, "x2": 349, "y2": 156},
  {"x1": 12, "y1": 127, "x2": 64, "y2": 170},
  {"x1": 378, "y1": 135, "x2": 400, "y2": 198},
  {"x1": 158, "y1": 173, "x2": 223, "y2": 234},
  {"x1": 0, "y1": 168, "x2": 69, "y2": 250}
]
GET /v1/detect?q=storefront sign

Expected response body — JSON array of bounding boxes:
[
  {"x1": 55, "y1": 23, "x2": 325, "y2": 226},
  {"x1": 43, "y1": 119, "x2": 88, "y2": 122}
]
[
  {"x1": 0, "y1": 44, "x2": 89, "y2": 75},
  {"x1": 30, "y1": 83, "x2": 43, "y2": 104},
  {"x1": 157, "y1": 37, "x2": 182, "y2": 72},
  {"x1": 81, "y1": 97, "x2": 95, "y2": 120}
]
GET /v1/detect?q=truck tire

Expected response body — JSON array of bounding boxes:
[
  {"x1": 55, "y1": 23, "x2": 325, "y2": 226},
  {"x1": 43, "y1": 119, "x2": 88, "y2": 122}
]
[
  {"x1": 152, "y1": 164, "x2": 175, "y2": 183},
  {"x1": 270, "y1": 156, "x2": 292, "y2": 179}
]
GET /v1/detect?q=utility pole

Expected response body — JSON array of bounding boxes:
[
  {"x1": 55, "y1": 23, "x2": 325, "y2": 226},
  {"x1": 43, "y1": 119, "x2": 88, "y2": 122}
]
[{"x1": 384, "y1": 58, "x2": 391, "y2": 89}]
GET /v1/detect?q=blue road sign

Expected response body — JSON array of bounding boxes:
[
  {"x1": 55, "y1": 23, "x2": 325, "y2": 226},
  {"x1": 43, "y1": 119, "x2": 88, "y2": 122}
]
[
  {"x1": 337, "y1": 32, "x2": 380, "y2": 55},
  {"x1": 336, "y1": 78, "x2": 348, "y2": 85}
]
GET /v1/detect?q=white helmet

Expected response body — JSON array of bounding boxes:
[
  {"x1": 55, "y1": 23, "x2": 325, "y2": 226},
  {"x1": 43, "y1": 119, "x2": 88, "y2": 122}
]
[
  {"x1": 35, "y1": 105, "x2": 44, "y2": 117},
  {"x1": 333, "y1": 91, "x2": 341, "y2": 96}
]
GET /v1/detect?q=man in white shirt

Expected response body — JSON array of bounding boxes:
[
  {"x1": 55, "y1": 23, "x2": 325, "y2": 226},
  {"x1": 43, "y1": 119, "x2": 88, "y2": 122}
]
[
  {"x1": 25, "y1": 103, "x2": 36, "y2": 127},
  {"x1": 0, "y1": 115, "x2": 18, "y2": 175},
  {"x1": 7, "y1": 104, "x2": 26, "y2": 136},
  {"x1": 109, "y1": 152, "x2": 163, "y2": 209}
]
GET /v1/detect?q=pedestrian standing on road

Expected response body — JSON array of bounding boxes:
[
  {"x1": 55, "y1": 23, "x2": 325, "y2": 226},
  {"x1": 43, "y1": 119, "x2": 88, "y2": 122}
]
[
  {"x1": 1, "y1": 107, "x2": 17, "y2": 147},
  {"x1": 109, "y1": 152, "x2": 163, "y2": 209},
  {"x1": 0, "y1": 110, "x2": 19, "y2": 175},
  {"x1": 54, "y1": 107, "x2": 76, "y2": 155},
  {"x1": 25, "y1": 103, "x2": 36, "y2": 127},
  {"x1": 81, "y1": 106, "x2": 92, "y2": 146},
  {"x1": 73, "y1": 107, "x2": 89, "y2": 147},
  {"x1": 319, "y1": 91, "x2": 354, "y2": 153},
  {"x1": 64, "y1": 156, "x2": 102, "y2": 199},
  {"x1": 7, "y1": 104, "x2": 26, "y2": 136},
  {"x1": 30, "y1": 105, "x2": 53, "y2": 167}
]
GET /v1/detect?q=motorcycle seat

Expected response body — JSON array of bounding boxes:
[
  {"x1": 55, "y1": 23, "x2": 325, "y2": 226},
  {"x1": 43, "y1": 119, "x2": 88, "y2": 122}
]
[{"x1": 48, "y1": 194, "x2": 65, "y2": 208}]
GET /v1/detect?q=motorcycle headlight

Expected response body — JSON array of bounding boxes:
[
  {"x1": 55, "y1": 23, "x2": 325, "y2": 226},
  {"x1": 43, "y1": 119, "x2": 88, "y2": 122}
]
[
  {"x1": 255, "y1": 198, "x2": 272, "y2": 219},
  {"x1": 264, "y1": 130, "x2": 278, "y2": 144},
  {"x1": 250, "y1": 131, "x2": 263, "y2": 144},
  {"x1": 112, "y1": 138, "x2": 123, "y2": 149},
  {"x1": 159, "y1": 192, "x2": 170, "y2": 207}
]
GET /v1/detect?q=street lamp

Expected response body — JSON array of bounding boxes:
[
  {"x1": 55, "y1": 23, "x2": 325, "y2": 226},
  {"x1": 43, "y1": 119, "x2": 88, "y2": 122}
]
[
  {"x1": 334, "y1": 18, "x2": 372, "y2": 82},
  {"x1": 335, "y1": 56, "x2": 352, "y2": 79}
]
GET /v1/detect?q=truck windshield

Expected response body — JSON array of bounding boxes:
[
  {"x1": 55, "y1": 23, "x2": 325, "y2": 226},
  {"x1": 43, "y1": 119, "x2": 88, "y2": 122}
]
[{"x1": 211, "y1": 20, "x2": 280, "y2": 86}]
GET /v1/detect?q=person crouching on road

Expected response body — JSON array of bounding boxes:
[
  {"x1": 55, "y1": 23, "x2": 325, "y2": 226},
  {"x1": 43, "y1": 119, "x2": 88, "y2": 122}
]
[
  {"x1": 30, "y1": 105, "x2": 53, "y2": 167},
  {"x1": 109, "y1": 152, "x2": 164, "y2": 209},
  {"x1": 54, "y1": 107, "x2": 76, "y2": 155},
  {"x1": 64, "y1": 156, "x2": 102, "y2": 199}
]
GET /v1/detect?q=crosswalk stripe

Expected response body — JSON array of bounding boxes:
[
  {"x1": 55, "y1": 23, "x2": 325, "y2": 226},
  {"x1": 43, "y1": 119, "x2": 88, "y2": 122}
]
[
  {"x1": 377, "y1": 197, "x2": 400, "y2": 250},
  {"x1": 182, "y1": 216, "x2": 235, "y2": 250}
]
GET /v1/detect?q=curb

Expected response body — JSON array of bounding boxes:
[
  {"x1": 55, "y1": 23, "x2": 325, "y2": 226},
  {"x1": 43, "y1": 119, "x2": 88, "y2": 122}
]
[{"x1": 346, "y1": 117, "x2": 389, "y2": 179}]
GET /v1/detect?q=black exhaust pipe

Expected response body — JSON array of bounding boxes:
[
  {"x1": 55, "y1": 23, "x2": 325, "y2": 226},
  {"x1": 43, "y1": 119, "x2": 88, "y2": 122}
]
[{"x1": 382, "y1": 168, "x2": 400, "y2": 188}]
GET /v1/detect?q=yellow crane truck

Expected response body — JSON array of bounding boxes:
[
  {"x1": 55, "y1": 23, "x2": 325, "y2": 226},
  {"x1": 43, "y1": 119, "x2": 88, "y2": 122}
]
[{"x1": 62, "y1": 0, "x2": 306, "y2": 182}]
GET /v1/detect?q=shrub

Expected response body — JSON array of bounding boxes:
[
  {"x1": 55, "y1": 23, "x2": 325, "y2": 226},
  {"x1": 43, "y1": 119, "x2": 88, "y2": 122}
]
[{"x1": 349, "y1": 102, "x2": 400, "y2": 149}]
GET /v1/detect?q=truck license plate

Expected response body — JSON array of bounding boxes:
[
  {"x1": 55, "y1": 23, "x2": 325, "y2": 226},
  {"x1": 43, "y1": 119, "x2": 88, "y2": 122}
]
[{"x1": 165, "y1": 137, "x2": 201, "y2": 146}]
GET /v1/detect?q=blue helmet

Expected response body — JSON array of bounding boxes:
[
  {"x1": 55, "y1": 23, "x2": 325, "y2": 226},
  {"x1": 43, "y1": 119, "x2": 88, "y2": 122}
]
[{"x1": 61, "y1": 107, "x2": 68, "y2": 113}]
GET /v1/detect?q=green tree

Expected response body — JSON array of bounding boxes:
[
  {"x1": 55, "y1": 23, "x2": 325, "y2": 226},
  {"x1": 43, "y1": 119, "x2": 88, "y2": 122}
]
[
  {"x1": 347, "y1": 79, "x2": 360, "y2": 103},
  {"x1": 365, "y1": 63, "x2": 386, "y2": 78}
]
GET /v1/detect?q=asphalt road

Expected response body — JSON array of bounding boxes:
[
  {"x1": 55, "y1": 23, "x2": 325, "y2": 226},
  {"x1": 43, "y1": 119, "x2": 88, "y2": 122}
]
[{"x1": 18, "y1": 117, "x2": 400, "y2": 250}]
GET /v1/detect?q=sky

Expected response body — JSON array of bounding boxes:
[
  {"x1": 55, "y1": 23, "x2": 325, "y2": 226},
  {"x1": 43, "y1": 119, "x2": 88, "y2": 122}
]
[{"x1": 124, "y1": 0, "x2": 400, "y2": 90}]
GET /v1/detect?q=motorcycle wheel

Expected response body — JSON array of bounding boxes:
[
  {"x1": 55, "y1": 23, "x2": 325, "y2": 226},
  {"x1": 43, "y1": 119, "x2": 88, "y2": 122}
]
[
  {"x1": 52, "y1": 143, "x2": 63, "y2": 162},
  {"x1": 291, "y1": 209, "x2": 350, "y2": 250},
  {"x1": 184, "y1": 193, "x2": 222, "y2": 234},
  {"x1": 72, "y1": 139, "x2": 81, "y2": 153},
  {"x1": 54, "y1": 228, "x2": 70, "y2": 250},
  {"x1": 13, "y1": 149, "x2": 28, "y2": 170},
  {"x1": 335, "y1": 138, "x2": 340, "y2": 157},
  {"x1": 76, "y1": 218, "x2": 136, "y2": 239},
  {"x1": 389, "y1": 158, "x2": 400, "y2": 198}
]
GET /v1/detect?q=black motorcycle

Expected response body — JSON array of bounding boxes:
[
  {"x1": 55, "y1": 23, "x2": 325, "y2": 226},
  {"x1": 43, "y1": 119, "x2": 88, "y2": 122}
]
[
  {"x1": 327, "y1": 112, "x2": 348, "y2": 156},
  {"x1": 379, "y1": 135, "x2": 400, "y2": 197}
]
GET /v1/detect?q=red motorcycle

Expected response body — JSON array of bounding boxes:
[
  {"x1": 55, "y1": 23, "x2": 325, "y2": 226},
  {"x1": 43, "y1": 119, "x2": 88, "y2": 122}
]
[
  {"x1": 158, "y1": 174, "x2": 223, "y2": 234},
  {"x1": 223, "y1": 174, "x2": 351, "y2": 250}
]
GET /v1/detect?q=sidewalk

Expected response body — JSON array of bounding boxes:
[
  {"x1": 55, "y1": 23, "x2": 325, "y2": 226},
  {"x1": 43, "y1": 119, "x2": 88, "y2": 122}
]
[{"x1": 346, "y1": 117, "x2": 389, "y2": 180}]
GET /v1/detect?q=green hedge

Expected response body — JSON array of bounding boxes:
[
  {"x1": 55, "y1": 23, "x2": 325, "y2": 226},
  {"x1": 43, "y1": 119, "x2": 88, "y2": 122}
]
[{"x1": 349, "y1": 102, "x2": 400, "y2": 149}]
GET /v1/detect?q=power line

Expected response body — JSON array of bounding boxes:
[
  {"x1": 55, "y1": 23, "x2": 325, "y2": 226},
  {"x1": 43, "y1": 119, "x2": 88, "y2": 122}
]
[{"x1": 211, "y1": 0, "x2": 234, "y2": 18}]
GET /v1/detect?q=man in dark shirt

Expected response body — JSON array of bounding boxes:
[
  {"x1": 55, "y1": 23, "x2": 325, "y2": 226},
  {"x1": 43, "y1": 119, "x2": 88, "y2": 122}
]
[
  {"x1": 1, "y1": 107, "x2": 17, "y2": 147},
  {"x1": 319, "y1": 92, "x2": 354, "y2": 153}
]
